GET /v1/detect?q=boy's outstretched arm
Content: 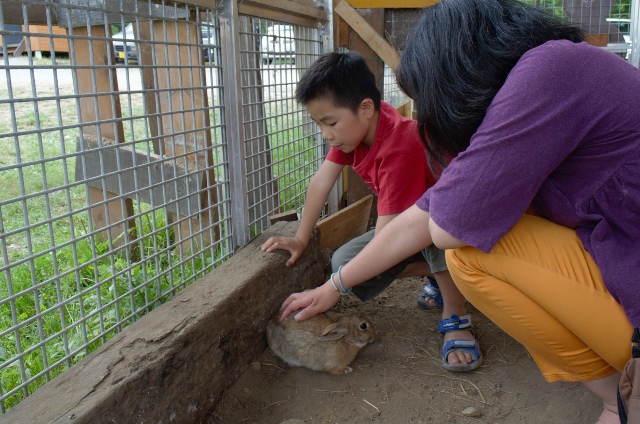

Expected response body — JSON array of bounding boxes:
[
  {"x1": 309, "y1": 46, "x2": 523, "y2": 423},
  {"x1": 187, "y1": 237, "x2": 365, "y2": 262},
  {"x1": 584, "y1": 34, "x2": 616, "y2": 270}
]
[
  {"x1": 261, "y1": 160, "x2": 344, "y2": 266},
  {"x1": 281, "y1": 205, "x2": 434, "y2": 321}
]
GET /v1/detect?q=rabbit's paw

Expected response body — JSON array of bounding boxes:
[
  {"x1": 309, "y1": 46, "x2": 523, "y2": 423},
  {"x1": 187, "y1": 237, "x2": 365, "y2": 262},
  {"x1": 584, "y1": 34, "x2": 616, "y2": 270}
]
[{"x1": 332, "y1": 366, "x2": 353, "y2": 375}]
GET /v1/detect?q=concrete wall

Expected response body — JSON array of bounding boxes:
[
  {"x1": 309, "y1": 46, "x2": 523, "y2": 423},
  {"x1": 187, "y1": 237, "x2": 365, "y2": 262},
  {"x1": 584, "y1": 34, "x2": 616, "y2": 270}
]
[{"x1": 2, "y1": 221, "x2": 325, "y2": 424}]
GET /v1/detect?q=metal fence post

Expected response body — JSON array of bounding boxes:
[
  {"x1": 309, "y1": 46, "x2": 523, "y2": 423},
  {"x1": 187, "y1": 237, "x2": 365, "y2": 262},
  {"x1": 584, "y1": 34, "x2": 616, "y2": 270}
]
[
  {"x1": 220, "y1": 0, "x2": 250, "y2": 248},
  {"x1": 630, "y1": 0, "x2": 639, "y2": 67}
]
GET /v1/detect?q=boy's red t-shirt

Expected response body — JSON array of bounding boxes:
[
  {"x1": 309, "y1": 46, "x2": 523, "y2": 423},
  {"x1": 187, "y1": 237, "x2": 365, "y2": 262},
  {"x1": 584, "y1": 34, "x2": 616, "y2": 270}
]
[{"x1": 326, "y1": 101, "x2": 436, "y2": 216}]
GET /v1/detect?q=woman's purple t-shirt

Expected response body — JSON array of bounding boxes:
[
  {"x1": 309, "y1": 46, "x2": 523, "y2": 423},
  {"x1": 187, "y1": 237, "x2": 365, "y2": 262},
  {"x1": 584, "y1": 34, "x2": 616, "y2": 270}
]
[{"x1": 416, "y1": 40, "x2": 640, "y2": 326}]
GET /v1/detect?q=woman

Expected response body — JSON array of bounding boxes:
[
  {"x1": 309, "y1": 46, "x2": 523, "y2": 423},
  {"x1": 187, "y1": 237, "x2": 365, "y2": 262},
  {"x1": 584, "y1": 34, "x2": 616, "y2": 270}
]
[{"x1": 280, "y1": 1, "x2": 640, "y2": 422}]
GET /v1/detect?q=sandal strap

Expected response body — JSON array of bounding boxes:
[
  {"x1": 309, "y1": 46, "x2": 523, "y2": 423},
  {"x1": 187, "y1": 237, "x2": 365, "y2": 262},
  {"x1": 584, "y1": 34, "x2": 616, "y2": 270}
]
[
  {"x1": 426, "y1": 276, "x2": 439, "y2": 290},
  {"x1": 438, "y1": 314, "x2": 472, "y2": 334},
  {"x1": 422, "y1": 284, "x2": 443, "y2": 300},
  {"x1": 441, "y1": 338, "x2": 483, "y2": 370}
]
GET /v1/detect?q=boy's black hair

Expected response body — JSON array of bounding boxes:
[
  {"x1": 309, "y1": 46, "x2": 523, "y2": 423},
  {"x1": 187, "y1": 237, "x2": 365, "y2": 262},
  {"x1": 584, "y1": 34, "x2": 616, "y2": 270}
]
[
  {"x1": 396, "y1": 0, "x2": 584, "y2": 166},
  {"x1": 295, "y1": 51, "x2": 381, "y2": 112}
]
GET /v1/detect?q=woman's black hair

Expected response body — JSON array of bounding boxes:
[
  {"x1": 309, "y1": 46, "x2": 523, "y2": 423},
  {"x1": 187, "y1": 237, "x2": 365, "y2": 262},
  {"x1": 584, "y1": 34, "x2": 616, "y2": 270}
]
[
  {"x1": 296, "y1": 51, "x2": 381, "y2": 112},
  {"x1": 396, "y1": 0, "x2": 584, "y2": 165}
]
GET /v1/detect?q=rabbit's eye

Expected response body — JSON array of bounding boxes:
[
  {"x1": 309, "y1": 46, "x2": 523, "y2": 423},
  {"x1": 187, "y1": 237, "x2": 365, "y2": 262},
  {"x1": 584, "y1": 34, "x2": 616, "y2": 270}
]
[{"x1": 359, "y1": 323, "x2": 368, "y2": 330}]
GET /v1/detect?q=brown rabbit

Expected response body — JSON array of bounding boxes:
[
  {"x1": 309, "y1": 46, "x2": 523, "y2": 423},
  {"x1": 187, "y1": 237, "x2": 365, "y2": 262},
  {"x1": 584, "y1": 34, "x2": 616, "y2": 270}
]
[{"x1": 266, "y1": 310, "x2": 376, "y2": 374}]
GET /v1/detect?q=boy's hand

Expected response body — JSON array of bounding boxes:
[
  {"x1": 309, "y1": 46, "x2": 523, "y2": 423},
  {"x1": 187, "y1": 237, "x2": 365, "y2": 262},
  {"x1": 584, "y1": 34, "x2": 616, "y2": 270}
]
[
  {"x1": 279, "y1": 281, "x2": 341, "y2": 322},
  {"x1": 261, "y1": 236, "x2": 306, "y2": 266}
]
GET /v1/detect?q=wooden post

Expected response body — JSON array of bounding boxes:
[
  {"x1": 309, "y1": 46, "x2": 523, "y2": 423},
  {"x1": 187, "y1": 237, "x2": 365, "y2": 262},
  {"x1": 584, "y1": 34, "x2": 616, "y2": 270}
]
[
  {"x1": 71, "y1": 25, "x2": 136, "y2": 247},
  {"x1": 336, "y1": 3, "x2": 387, "y2": 228},
  {"x1": 146, "y1": 21, "x2": 220, "y2": 250}
]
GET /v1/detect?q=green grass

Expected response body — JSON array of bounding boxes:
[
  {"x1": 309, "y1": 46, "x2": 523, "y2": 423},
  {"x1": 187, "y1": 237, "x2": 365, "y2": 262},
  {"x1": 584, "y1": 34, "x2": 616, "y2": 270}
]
[
  {"x1": 0, "y1": 217, "x2": 227, "y2": 410},
  {"x1": 0, "y1": 60, "x2": 320, "y2": 413}
]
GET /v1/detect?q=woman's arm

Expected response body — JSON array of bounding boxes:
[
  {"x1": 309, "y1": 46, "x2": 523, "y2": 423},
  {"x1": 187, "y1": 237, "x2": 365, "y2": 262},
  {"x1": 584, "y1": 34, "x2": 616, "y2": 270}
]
[
  {"x1": 429, "y1": 218, "x2": 468, "y2": 250},
  {"x1": 281, "y1": 204, "x2": 434, "y2": 321}
]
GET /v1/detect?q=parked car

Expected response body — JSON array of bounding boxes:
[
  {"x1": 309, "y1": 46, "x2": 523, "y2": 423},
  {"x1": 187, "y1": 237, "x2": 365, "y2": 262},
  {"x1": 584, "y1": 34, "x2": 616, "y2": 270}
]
[
  {"x1": 260, "y1": 24, "x2": 295, "y2": 64},
  {"x1": 112, "y1": 22, "x2": 219, "y2": 64},
  {"x1": 112, "y1": 23, "x2": 136, "y2": 62},
  {"x1": 201, "y1": 23, "x2": 219, "y2": 64}
]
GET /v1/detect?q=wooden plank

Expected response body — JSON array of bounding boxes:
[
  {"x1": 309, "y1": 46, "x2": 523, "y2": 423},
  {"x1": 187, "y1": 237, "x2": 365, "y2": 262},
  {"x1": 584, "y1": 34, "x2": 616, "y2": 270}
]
[
  {"x1": 239, "y1": 4, "x2": 319, "y2": 28},
  {"x1": 395, "y1": 100, "x2": 412, "y2": 118},
  {"x1": 341, "y1": 5, "x2": 382, "y2": 228},
  {"x1": 75, "y1": 136, "x2": 203, "y2": 216},
  {"x1": 151, "y1": 20, "x2": 220, "y2": 248},
  {"x1": 584, "y1": 33, "x2": 609, "y2": 47},
  {"x1": 24, "y1": 25, "x2": 69, "y2": 54},
  {"x1": 241, "y1": 0, "x2": 328, "y2": 21},
  {"x1": 334, "y1": 0, "x2": 401, "y2": 71},
  {"x1": 72, "y1": 25, "x2": 136, "y2": 246},
  {"x1": 317, "y1": 194, "x2": 374, "y2": 251},
  {"x1": 12, "y1": 38, "x2": 25, "y2": 57},
  {"x1": 269, "y1": 210, "x2": 299, "y2": 225},
  {"x1": 347, "y1": 0, "x2": 440, "y2": 7}
]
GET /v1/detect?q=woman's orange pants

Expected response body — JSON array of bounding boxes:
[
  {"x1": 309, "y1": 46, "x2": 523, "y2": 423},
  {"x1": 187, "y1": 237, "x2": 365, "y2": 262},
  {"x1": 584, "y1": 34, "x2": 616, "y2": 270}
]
[{"x1": 446, "y1": 215, "x2": 632, "y2": 382}]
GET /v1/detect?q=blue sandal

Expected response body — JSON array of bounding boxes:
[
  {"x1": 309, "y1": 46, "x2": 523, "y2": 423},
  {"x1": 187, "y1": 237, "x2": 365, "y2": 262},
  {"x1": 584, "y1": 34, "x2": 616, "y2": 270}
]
[
  {"x1": 438, "y1": 314, "x2": 483, "y2": 372},
  {"x1": 417, "y1": 277, "x2": 443, "y2": 310}
]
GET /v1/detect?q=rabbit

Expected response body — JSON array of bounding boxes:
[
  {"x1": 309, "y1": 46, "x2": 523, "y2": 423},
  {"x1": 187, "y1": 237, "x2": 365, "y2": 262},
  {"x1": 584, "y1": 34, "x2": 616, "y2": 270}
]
[{"x1": 266, "y1": 310, "x2": 377, "y2": 374}]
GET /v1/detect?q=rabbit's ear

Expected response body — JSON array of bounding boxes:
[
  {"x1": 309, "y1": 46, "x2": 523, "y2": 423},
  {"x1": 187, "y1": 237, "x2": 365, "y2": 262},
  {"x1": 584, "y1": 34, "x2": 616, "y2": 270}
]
[{"x1": 319, "y1": 323, "x2": 348, "y2": 340}]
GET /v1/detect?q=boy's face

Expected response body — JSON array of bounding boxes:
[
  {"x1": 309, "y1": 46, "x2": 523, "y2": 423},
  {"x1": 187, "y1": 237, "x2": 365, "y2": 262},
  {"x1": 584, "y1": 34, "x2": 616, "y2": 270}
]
[{"x1": 305, "y1": 97, "x2": 374, "y2": 153}]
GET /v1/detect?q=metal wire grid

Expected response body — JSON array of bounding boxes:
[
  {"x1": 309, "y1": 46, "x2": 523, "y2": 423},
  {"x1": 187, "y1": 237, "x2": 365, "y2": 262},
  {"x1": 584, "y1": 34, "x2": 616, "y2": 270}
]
[
  {"x1": 0, "y1": 0, "x2": 231, "y2": 412},
  {"x1": 237, "y1": 16, "x2": 324, "y2": 237},
  {"x1": 383, "y1": 64, "x2": 410, "y2": 109},
  {"x1": 524, "y1": 0, "x2": 633, "y2": 44}
]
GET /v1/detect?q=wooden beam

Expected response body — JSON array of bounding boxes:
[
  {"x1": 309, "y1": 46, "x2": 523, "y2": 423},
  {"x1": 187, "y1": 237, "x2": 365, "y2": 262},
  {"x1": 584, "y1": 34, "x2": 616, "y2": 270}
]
[
  {"x1": 334, "y1": 0, "x2": 401, "y2": 71},
  {"x1": 584, "y1": 33, "x2": 609, "y2": 47},
  {"x1": 269, "y1": 210, "x2": 299, "y2": 225},
  {"x1": 241, "y1": 0, "x2": 328, "y2": 22},
  {"x1": 239, "y1": 4, "x2": 319, "y2": 28},
  {"x1": 72, "y1": 25, "x2": 136, "y2": 246},
  {"x1": 395, "y1": 100, "x2": 412, "y2": 118},
  {"x1": 75, "y1": 135, "x2": 204, "y2": 216},
  {"x1": 317, "y1": 194, "x2": 374, "y2": 251},
  {"x1": 346, "y1": 0, "x2": 440, "y2": 7}
]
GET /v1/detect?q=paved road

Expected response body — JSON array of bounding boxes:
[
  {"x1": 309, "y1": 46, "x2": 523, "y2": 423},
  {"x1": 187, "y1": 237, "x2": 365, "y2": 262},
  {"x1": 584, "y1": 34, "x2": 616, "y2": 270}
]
[{"x1": 0, "y1": 56, "x2": 142, "y2": 93}]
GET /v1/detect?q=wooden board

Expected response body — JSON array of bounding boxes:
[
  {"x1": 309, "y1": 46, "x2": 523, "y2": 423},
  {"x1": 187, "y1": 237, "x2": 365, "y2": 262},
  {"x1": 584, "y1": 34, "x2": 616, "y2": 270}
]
[
  {"x1": 395, "y1": 100, "x2": 412, "y2": 118},
  {"x1": 24, "y1": 25, "x2": 69, "y2": 53},
  {"x1": 269, "y1": 210, "x2": 299, "y2": 225},
  {"x1": 584, "y1": 33, "x2": 609, "y2": 47},
  {"x1": 334, "y1": 0, "x2": 401, "y2": 71},
  {"x1": 75, "y1": 136, "x2": 204, "y2": 216},
  {"x1": 317, "y1": 194, "x2": 374, "y2": 251},
  {"x1": 72, "y1": 25, "x2": 136, "y2": 245}
]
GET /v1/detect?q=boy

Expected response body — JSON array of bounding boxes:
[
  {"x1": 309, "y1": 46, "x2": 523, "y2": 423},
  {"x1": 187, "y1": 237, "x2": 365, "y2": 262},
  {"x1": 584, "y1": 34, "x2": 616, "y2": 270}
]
[{"x1": 261, "y1": 52, "x2": 480, "y2": 371}]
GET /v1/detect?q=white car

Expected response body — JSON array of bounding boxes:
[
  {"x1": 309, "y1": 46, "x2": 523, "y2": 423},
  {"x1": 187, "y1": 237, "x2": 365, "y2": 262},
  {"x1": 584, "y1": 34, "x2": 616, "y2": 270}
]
[{"x1": 261, "y1": 24, "x2": 295, "y2": 64}]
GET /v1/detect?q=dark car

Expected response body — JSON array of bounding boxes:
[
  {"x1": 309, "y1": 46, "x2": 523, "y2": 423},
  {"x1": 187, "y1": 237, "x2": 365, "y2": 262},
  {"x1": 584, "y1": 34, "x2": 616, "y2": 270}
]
[{"x1": 112, "y1": 24, "x2": 136, "y2": 62}]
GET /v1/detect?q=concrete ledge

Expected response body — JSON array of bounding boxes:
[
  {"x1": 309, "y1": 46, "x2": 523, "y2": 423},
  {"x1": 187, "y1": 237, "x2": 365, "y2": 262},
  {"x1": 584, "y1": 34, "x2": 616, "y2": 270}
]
[{"x1": 2, "y1": 222, "x2": 324, "y2": 424}]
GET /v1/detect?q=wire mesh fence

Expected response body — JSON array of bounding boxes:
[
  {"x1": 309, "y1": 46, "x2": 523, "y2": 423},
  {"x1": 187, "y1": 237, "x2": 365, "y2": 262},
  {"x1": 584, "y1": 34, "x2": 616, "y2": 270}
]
[
  {"x1": 235, "y1": 15, "x2": 324, "y2": 238},
  {"x1": 0, "y1": 0, "x2": 327, "y2": 412},
  {"x1": 0, "y1": 0, "x2": 637, "y2": 415},
  {"x1": 524, "y1": 0, "x2": 634, "y2": 59}
]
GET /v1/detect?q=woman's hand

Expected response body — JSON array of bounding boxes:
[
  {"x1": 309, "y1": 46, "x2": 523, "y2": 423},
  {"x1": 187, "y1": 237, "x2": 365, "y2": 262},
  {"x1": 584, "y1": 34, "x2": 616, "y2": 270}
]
[
  {"x1": 279, "y1": 280, "x2": 342, "y2": 321},
  {"x1": 261, "y1": 236, "x2": 306, "y2": 267}
]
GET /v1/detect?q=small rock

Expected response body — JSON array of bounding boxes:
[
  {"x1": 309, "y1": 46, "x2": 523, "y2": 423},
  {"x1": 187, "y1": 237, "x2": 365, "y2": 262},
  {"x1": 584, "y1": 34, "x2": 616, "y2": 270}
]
[
  {"x1": 279, "y1": 419, "x2": 305, "y2": 424},
  {"x1": 461, "y1": 406, "x2": 482, "y2": 417},
  {"x1": 251, "y1": 362, "x2": 262, "y2": 370}
]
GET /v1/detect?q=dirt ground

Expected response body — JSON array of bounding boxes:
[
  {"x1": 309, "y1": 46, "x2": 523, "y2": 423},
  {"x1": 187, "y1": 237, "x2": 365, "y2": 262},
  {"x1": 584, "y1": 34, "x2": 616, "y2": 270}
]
[{"x1": 206, "y1": 276, "x2": 603, "y2": 424}]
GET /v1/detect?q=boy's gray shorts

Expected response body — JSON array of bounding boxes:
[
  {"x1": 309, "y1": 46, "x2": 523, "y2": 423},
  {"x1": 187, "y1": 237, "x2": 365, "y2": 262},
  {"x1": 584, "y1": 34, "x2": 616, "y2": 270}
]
[{"x1": 330, "y1": 229, "x2": 448, "y2": 302}]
